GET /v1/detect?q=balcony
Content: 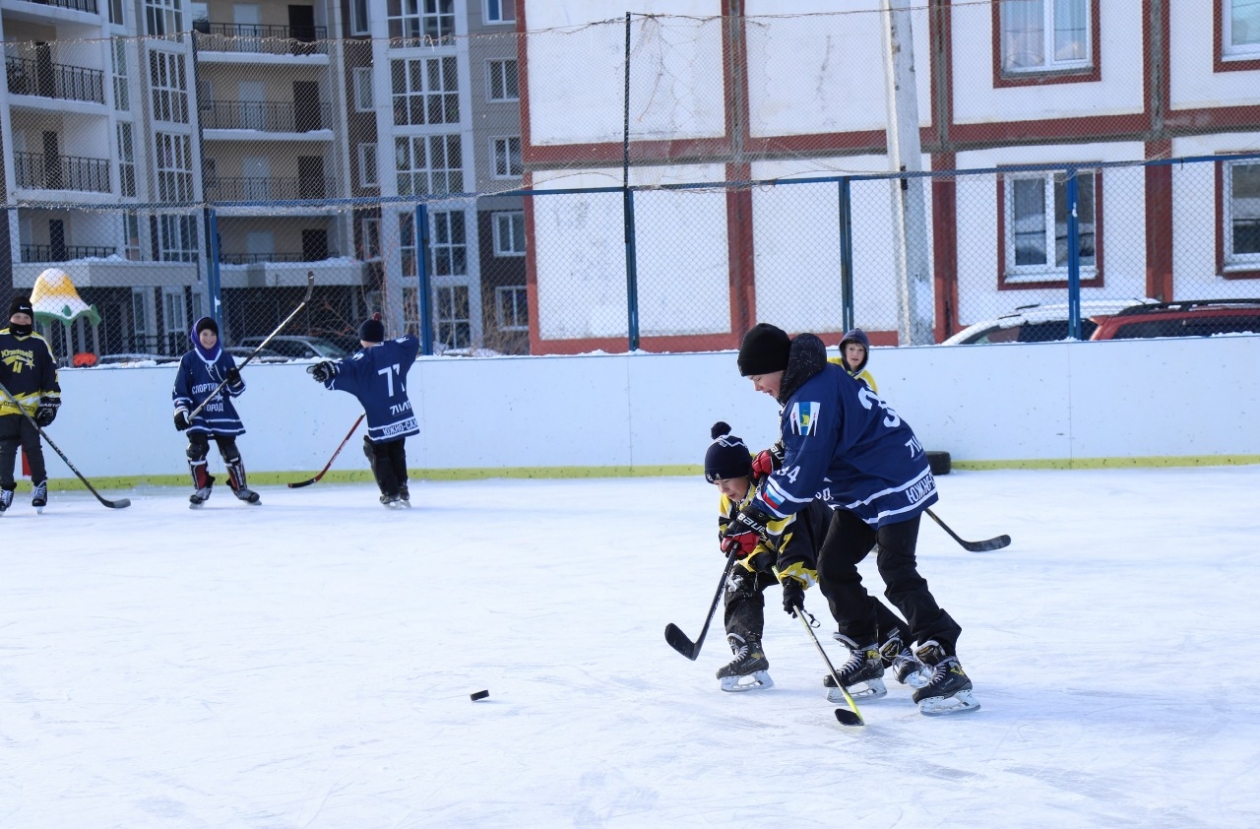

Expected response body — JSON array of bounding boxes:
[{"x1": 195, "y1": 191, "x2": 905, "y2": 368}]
[
  {"x1": 220, "y1": 251, "x2": 339, "y2": 264},
  {"x1": 200, "y1": 99, "x2": 331, "y2": 133},
  {"x1": 21, "y1": 243, "x2": 116, "y2": 262},
  {"x1": 6, "y1": 57, "x2": 105, "y2": 104},
  {"x1": 207, "y1": 176, "x2": 337, "y2": 201},
  {"x1": 14, "y1": 152, "x2": 110, "y2": 192},
  {"x1": 193, "y1": 22, "x2": 329, "y2": 56},
  {"x1": 13, "y1": 0, "x2": 97, "y2": 12}
]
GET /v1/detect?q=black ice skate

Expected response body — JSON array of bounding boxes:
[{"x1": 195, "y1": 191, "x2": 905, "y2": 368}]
[
  {"x1": 716, "y1": 633, "x2": 773, "y2": 692},
  {"x1": 189, "y1": 473, "x2": 215, "y2": 509},
  {"x1": 380, "y1": 493, "x2": 406, "y2": 509},
  {"x1": 0, "y1": 488, "x2": 13, "y2": 515},
  {"x1": 826, "y1": 634, "x2": 887, "y2": 702},
  {"x1": 880, "y1": 632, "x2": 930, "y2": 688},
  {"x1": 31, "y1": 480, "x2": 48, "y2": 513},
  {"x1": 399, "y1": 483, "x2": 412, "y2": 508},
  {"x1": 227, "y1": 460, "x2": 261, "y2": 505},
  {"x1": 912, "y1": 640, "x2": 980, "y2": 716}
]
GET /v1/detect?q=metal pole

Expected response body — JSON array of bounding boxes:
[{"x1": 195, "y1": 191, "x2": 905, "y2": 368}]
[
  {"x1": 415, "y1": 203, "x2": 434, "y2": 355},
  {"x1": 838, "y1": 178, "x2": 855, "y2": 334},
  {"x1": 204, "y1": 207, "x2": 222, "y2": 327},
  {"x1": 1065, "y1": 169, "x2": 1082, "y2": 340},
  {"x1": 623, "y1": 12, "x2": 639, "y2": 351}
]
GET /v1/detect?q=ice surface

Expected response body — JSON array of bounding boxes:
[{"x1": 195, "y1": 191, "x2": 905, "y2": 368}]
[{"x1": 1, "y1": 467, "x2": 1258, "y2": 828}]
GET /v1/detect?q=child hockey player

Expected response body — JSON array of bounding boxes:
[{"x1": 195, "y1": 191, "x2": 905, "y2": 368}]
[
  {"x1": 0, "y1": 294, "x2": 60, "y2": 514},
  {"x1": 725, "y1": 323, "x2": 978, "y2": 715},
  {"x1": 172, "y1": 317, "x2": 259, "y2": 508},
  {"x1": 827, "y1": 328, "x2": 877, "y2": 392},
  {"x1": 309, "y1": 315, "x2": 419, "y2": 508}
]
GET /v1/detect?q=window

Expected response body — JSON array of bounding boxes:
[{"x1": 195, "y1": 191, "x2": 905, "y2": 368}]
[
  {"x1": 351, "y1": 0, "x2": 370, "y2": 35},
  {"x1": 155, "y1": 132, "x2": 194, "y2": 202},
  {"x1": 112, "y1": 40, "x2": 129, "y2": 110},
  {"x1": 492, "y1": 211, "x2": 525, "y2": 255},
  {"x1": 110, "y1": 0, "x2": 124, "y2": 26},
  {"x1": 149, "y1": 51, "x2": 188, "y2": 124},
  {"x1": 399, "y1": 212, "x2": 416, "y2": 277},
  {"x1": 123, "y1": 212, "x2": 141, "y2": 261},
  {"x1": 158, "y1": 215, "x2": 198, "y2": 262},
  {"x1": 436, "y1": 285, "x2": 471, "y2": 349},
  {"x1": 1001, "y1": 170, "x2": 1098, "y2": 283},
  {"x1": 391, "y1": 57, "x2": 459, "y2": 126},
  {"x1": 389, "y1": 0, "x2": 455, "y2": 47},
  {"x1": 118, "y1": 122, "x2": 136, "y2": 197},
  {"x1": 486, "y1": 0, "x2": 515, "y2": 25},
  {"x1": 999, "y1": 0, "x2": 1091, "y2": 74},
  {"x1": 359, "y1": 143, "x2": 379, "y2": 187},
  {"x1": 353, "y1": 67, "x2": 374, "y2": 111},
  {"x1": 395, "y1": 134, "x2": 463, "y2": 195},
  {"x1": 487, "y1": 59, "x2": 518, "y2": 101},
  {"x1": 131, "y1": 289, "x2": 149, "y2": 341},
  {"x1": 145, "y1": 0, "x2": 183, "y2": 37},
  {"x1": 491, "y1": 136, "x2": 522, "y2": 178},
  {"x1": 496, "y1": 285, "x2": 528, "y2": 330},
  {"x1": 1222, "y1": 0, "x2": 1260, "y2": 60},
  {"x1": 1222, "y1": 160, "x2": 1260, "y2": 272},
  {"x1": 429, "y1": 210, "x2": 466, "y2": 275},
  {"x1": 361, "y1": 217, "x2": 381, "y2": 260}
]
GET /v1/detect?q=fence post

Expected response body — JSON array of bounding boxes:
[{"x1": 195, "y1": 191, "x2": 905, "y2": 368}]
[
  {"x1": 838, "y1": 177, "x2": 855, "y2": 334},
  {"x1": 624, "y1": 188, "x2": 640, "y2": 351},
  {"x1": 1065, "y1": 167, "x2": 1082, "y2": 340},
  {"x1": 415, "y1": 203, "x2": 434, "y2": 356},
  {"x1": 203, "y1": 206, "x2": 222, "y2": 327}
]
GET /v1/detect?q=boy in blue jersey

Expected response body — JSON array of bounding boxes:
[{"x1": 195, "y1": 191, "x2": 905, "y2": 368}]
[
  {"x1": 309, "y1": 315, "x2": 419, "y2": 508},
  {"x1": 0, "y1": 295, "x2": 60, "y2": 514},
  {"x1": 723, "y1": 323, "x2": 978, "y2": 715},
  {"x1": 173, "y1": 317, "x2": 259, "y2": 508}
]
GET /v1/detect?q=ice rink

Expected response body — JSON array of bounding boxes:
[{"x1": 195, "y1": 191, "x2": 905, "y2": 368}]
[{"x1": 1, "y1": 466, "x2": 1257, "y2": 828}]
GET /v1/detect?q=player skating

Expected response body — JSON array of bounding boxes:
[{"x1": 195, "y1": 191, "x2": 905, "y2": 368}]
[
  {"x1": 308, "y1": 315, "x2": 419, "y2": 508},
  {"x1": 725, "y1": 323, "x2": 978, "y2": 715},
  {"x1": 0, "y1": 295, "x2": 60, "y2": 514},
  {"x1": 172, "y1": 317, "x2": 259, "y2": 508}
]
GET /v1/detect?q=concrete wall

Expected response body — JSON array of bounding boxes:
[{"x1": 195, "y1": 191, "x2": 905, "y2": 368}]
[{"x1": 46, "y1": 334, "x2": 1260, "y2": 486}]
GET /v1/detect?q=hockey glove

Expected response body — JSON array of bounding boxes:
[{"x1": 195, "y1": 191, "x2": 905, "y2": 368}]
[
  {"x1": 309, "y1": 361, "x2": 338, "y2": 384},
  {"x1": 225, "y1": 366, "x2": 242, "y2": 386},
  {"x1": 780, "y1": 576, "x2": 805, "y2": 617},
  {"x1": 721, "y1": 504, "x2": 774, "y2": 559},
  {"x1": 34, "y1": 397, "x2": 59, "y2": 427},
  {"x1": 174, "y1": 409, "x2": 190, "y2": 431},
  {"x1": 751, "y1": 440, "x2": 785, "y2": 480}
]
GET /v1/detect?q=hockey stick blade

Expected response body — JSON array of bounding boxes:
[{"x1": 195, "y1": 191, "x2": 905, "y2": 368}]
[
  {"x1": 287, "y1": 414, "x2": 364, "y2": 488},
  {"x1": 925, "y1": 508, "x2": 1010, "y2": 553},
  {"x1": 286, "y1": 478, "x2": 317, "y2": 489},
  {"x1": 664, "y1": 623, "x2": 700, "y2": 660},
  {"x1": 795, "y1": 606, "x2": 864, "y2": 727},
  {"x1": 664, "y1": 550, "x2": 739, "y2": 661}
]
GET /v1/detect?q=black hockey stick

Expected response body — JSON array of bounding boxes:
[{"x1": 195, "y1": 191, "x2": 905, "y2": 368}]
[
  {"x1": 794, "y1": 606, "x2": 863, "y2": 727},
  {"x1": 0, "y1": 381, "x2": 130, "y2": 509},
  {"x1": 665, "y1": 549, "x2": 738, "y2": 660},
  {"x1": 287, "y1": 414, "x2": 365, "y2": 488},
  {"x1": 187, "y1": 270, "x2": 315, "y2": 421},
  {"x1": 925, "y1": 508, "x2": 1010, "y2": 552}
]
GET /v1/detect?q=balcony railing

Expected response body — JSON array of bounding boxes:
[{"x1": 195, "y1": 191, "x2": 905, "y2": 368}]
[
  {"x1": 207, "y1": 176, "x2": 337, "y2": 201},
  {"x1": 14, "y1": 152, "x2": 110, "y2": 192},
  {"x1": 200, "y1": 99, "x2": 331, "y2": 132},
  {"x1": 193, "y1": 22, "x2": 329, "y2": 56},
  {"x1": 6, "y1": 57, "x2": 105, "y2": 104},
  {"x1": 219, "y1": 251, "x2": 340, "y2": 264},
  {"x1": 15, "y1": 0, "x2": 97, "y2": 13},
  {"x1": 21, "y1": 244, "x2": 116, "y2": 263}
]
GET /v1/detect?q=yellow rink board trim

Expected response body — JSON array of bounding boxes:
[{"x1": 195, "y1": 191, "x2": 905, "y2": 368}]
[{"x1": 22, "y1": 455, "x2": 1260, "y2": 492}]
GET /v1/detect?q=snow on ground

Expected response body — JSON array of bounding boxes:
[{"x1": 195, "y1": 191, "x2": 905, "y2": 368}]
[{"x1": 1, "y1": 466, "x2": 1258, "y2": 828}]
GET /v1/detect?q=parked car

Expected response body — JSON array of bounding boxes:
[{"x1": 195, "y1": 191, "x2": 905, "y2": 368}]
[
  {"x1": 94, "y1": 353, "x2": 181, "y2": 366},
  {"x1": 225, "y1": 345, "x2": 289, "y2": 364},
  {"x1": 1089, "y1": 298, "x2": 1260, "y2": 340},
  {"x1": 235, "y1": 335, "x2": 349, "y2": 361},
  {"x1": 942, "y1": 299, "x2": 1159, "y2": 345}
]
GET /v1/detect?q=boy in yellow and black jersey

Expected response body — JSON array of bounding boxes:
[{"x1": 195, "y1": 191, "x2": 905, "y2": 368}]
[{"x1": 0, "y1": 295, "x2": 61, "y2": 513}]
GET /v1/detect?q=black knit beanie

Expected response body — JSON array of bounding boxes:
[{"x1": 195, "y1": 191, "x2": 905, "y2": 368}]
[
  {"x1": 737, "y1": 323, "x2": 791, "y2": 376},
  {"x1": 358, "y1": 316, "x2": 385, "y2": 343},
  {"x1": 704, "y1": 422, "x2": 753, "y2": 483},
  {"x1": 8, "y1": 295, "x2": 33, "y2": 318},
  {"x1": 195, "y1": 316, "x2": 219, "y2": 336}
]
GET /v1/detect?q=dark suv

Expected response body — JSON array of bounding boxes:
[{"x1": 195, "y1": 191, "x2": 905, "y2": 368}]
[{"x1": 1089, "y1": 299, "x2": 1260, "y2": 340}]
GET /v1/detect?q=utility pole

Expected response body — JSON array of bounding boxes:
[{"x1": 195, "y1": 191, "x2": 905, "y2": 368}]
[{"x1": 881, "y1": 0, "x2": 934, "y2": 345}]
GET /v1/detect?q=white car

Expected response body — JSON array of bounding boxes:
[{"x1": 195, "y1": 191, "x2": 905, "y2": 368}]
[{"x1": 942, "y1": 299, "x2": 1159, "y2": 345}]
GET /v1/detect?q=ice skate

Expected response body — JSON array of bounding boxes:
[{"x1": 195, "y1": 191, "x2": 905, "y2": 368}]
[
  {"x1": 225, "y1": 460, "x2": 260, "y2": 505},
  {"x1": 189, "y1": 473, "x2": 215, "y2": 509},
  {"x1": 380, "y1": 494, "x2": 406, "y2": 509},
  {"x1": 0, "y1": 488, "x2": 13, "y2": 515},
  {"x1": 880, "y1": 632, "x2": 930, "y2": 688},
  {"x1": 826, "y1": 634, "x2": 887, "y2": 702},
  {"x1": 31, "y1": 480, "x2": 48, "y2": 513},
  {"x1": 399, "y1": 483, "x2": 412, "y2": 508},
  {"x1": 716, "y1": 633, "x2": 773, "y2": 692},
  {"x1": 912, "y1": 640, "x2": 980, "y2": 716}
]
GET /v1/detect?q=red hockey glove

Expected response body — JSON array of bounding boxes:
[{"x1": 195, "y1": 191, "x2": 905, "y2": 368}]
[
  {"x1": 721, "y1": 504, "x2": 774, "y2": 559},
  {"x1": 750, "y1": 440, "x2": 785, "y2": 481}
]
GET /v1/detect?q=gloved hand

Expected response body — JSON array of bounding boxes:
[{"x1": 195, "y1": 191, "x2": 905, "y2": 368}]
[
  {"x1": 225, "y1": 366, "x2": 242, "y2": 385},
  {"x1": 34, "y1": 396, "x2": 59, "y2": 427},
  {"x1": 781, "y1": 577, "x2": 805, "y2": 617},
  {"x1": 721, "y1": 504, "x2": 773, "y2": 559},
  {"x1": 174, "y1": 409, "x2": 190, "y2": 431},
  {"x1": 310, "y1": 361, "x2": 338, "y2": 383}
]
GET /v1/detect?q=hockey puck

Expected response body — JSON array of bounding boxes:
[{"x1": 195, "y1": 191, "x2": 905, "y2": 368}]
[{"x1": 470, "y1": 690, "x2": 489, "y2": 701}]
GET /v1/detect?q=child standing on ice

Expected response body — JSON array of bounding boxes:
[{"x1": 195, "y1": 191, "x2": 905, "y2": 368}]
[
  {"x1": 172, "y1": 317, "x2": 259, "y2": 508},
  {"x1": 827, "y1": 328, "x2": 877, "y2": 392},
  {"x1": 308, "y1": 314, "x2": 419, "y2": 508}
]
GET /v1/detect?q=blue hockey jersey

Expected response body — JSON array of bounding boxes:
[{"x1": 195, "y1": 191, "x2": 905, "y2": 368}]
[
  {"x1": 323, "y1": 335, "x2": 420, "y2": 443},
  {"x1": 749, "y1": 335, "x2": 937, "y2": 528},
  {"x1": 172, "y1": 349, "x2": 246, "y2": 436}
]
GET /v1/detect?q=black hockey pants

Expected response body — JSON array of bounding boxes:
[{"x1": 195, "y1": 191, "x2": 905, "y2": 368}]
[
  {"x1": 723, "y1": 569, "x2": 779, "y2": 643},
  {"x1": 0, "y1": 414, "x2": 46, "y2": 489},
  {"x1": 816, "y1": 510, "x2": 961, "y2": 654},
  {"x1": 364, "y1": 436, "x2": 408, "y2": 498}
]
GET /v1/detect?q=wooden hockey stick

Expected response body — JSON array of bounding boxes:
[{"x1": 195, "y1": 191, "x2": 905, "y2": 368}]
[{"x1": 287, "y1": 414, "x2": 364, "y2": 488}]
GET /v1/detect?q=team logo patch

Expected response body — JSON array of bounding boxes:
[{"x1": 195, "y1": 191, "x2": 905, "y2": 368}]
[{"x1": 788, "y1": 402, "x2": 821, "y2": 436}]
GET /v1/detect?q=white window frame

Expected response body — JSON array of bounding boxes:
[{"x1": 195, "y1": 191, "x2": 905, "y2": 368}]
[
  {"x1": 1002, "y1": 171, "x2": 1097, "y2": 283},
  {"x1": 999, "y1": 0, "x2": 1091, "y2": 74},
  {"x1": 492, "y1": 211, "x2": 525, "y2": 256},
  {"x1": 154, "y1": 132, "x2": 194, "y2": 202},
  {"x1": 486, "y1": 58, "x2": 518, "y2": 101},
  {"x1": 399, "y1": 212, "x2": 416, "y2": 277},
  {"x1": 1224, "y1": 0, "x2": 1260, "y2": 59},
  {"x1": 158, "y1": 215, "x2": 198, "y2": 263},
  {"x1": 351, "y1": 0, "x2": 370, "y2": 35},
  {"x1": 485, "y1": 0, "x2": 515, "y2": 25},
  {"x1": 391, "y1": 56, "x2": 459, "y2": 127},
  {"x1": 353, "y1": 67, "x2": 374, "y2": 111},
  {"x1": 148, "y1": 50, "x2": 189, "y2": 124},
  {"x1": 435, "y1": 284, "x2": 471, "y2": 350},
  {"x1": 1223, "y1": 159, "x2": 1260, "y2": 269},
  {"x1": 361, "y1": 217, "x2": 381, "y2": 261},
  {"x1": 389, "y1": 0, "x2": 455, "y2": 47},
  {"x1": 117, "y1": 122, "x2": 136, "y2": 197},
  {"x1": 123, "y1": 212, "x2": 142, "y2": 261},
  {"x1": 395, "y1": 134, "x2": 464, "y2": 195},
  {"x1": 145, "y1": 0, "x2": 183, "y2": 36},
  {"x1": 490, "y1": 136, "x2": 523, "y2": 179},
  {"x1": 112, "y1": 40, "x2": 129, "y2": 110},
  {"x1": 358, "y1": 143, "x2": 379, "y2": 187},
  {"x1": 429, "y1": 209, "x2": 467, "y2": 276},
  {"x1": 496, "y1": 285, "x2": 528, "y2": 331}
]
